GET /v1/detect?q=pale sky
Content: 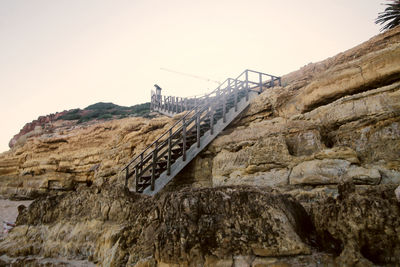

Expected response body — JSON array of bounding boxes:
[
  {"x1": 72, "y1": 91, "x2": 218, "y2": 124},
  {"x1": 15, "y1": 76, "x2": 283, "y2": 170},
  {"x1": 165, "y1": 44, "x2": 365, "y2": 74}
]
[{"x1": 0, "y1": 0, "x2": 384, "y2": 152}]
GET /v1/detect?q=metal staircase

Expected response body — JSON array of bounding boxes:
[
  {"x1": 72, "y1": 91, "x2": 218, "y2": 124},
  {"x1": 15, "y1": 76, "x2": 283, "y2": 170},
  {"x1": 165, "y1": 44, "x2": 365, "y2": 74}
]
[{"x1": 122, "y1": 69, "x2": 281, "y2": 195}]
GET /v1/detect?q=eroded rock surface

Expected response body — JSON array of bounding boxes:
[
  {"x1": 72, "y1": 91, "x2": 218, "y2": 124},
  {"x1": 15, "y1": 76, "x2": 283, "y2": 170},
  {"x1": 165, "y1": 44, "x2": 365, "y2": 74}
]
[
  {"x1": 0, "y1": 116, "x2": 177, "y2": 199},
  {"x1": 0, "y1": 185, "x2": 316, "y2": 266},
  {"x1": 311, "y1": 182, "x2": 400, "y2": 266},
  {"x1": 1, "y1": 183, "x2": 398, "y2": 266},
  {"x1": 169, "y1": 26, "x2": 400, "y2": 207}
]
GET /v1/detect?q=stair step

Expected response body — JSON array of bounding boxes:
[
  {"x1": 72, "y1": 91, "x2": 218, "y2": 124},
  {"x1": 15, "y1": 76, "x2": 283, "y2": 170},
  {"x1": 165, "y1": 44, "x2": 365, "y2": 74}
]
[
  {"x1": 139, "y1": 175, "x2": 151, "y2": 182},
  {"x1": 156, "y1": 160, "x2": 168, "y2": 168},
  {"x1": 172, "y1": 147, "x2": 182, "y2": 154},
  {"x1": 129, "y1": 73, "x2": 269, "y2": 194}
]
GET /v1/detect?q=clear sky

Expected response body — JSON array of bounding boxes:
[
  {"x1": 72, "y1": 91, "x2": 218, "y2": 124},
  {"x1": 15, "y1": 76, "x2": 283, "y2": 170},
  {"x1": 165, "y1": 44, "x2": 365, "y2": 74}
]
[{"x1": 0, "y1": 0, "x2": 384, "y2": 152}]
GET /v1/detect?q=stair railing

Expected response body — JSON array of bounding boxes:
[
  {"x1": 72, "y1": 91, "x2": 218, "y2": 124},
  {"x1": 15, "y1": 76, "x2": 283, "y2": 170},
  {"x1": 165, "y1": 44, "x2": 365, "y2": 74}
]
[{"x1": 126, "y1": 70, "x2": 281, "y2": 192}]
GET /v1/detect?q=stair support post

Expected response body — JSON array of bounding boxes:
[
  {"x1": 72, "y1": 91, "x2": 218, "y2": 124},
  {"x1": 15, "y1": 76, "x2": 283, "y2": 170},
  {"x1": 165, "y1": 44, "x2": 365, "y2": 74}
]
[
  {"x1": 182, "y1": 118, "x2": 187, "y2": 161},
  {"x1": 140, "y1": 154, "x2": 143, "y2": 178},
  {"x1": 135, "y1": 165, "x2": 139, "y2": 192},
  {"x1": 234, "y1": 79, "x2": 238, "y2": 112},
  {"x1": 196, "y1": 107, "x2": 200, "y2": 148},
  {"x1": 224, "y1": 80, "x2": 229, "y2": 122},
  {"x1": 245, "y1": 70, "x2": 249, "y2": 101},
  {"x1": 125, "y1": 167, "x2": 129, "y2": 187},
  {"x1": 151, "y1": 142, "x2": 158, "y2": 191},
  {"x1": 185, "y1": 98, "x2": 188, "y2": 111},
  {"x1": 166, "y1": 97, "x2": 169, "y2": 112},
  {"x1": 210, "y1": 106, "x2": 214, "y2": 135},
  {"x1": 180, "y1": 98, "x2": 183, "y2": 113},
  {"x1": 259, "y1": 73, "x2": 263, "y2": 93},
  {"x1": 167, "y1": 130, "x2": 172, "y2": 175}
]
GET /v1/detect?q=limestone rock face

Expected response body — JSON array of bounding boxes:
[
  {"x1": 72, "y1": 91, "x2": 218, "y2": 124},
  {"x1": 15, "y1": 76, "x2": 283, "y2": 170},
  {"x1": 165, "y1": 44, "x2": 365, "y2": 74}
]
[
  {"x1": 311, "y1": 183, "x2": 400, "y2": 266},
  {"x1": 0, "y1": 185, "x2": 315, "y2": 266},
  {"x1": 170, "y1": 26, "x2": 400, "y2": 198},
  {"x1": 0, "y1": 116, "x2": 176, "y2": 199},
  {"x1": 2, "y1": 184, "x2": 398, "y2": 266},
  {"x1": 8, "y1": 111, "x2": 69, "y2": 149}
]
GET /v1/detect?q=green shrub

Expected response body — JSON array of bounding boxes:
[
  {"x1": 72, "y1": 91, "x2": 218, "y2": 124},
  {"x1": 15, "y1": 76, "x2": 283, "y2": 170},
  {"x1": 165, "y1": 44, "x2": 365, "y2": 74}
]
[
  {"x1": 57, "y1": 109, "x2": 82, "y2": 120},
  {"x1": 85, "y1": 102, "x2": 120, "y2": 110}
]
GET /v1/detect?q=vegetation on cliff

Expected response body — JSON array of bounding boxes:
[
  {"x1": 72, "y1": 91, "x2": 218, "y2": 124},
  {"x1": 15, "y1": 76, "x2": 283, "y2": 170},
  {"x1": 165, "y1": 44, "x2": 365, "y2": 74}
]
[{"x1": 57, "y1": 101, "x2": 151, "y2": 123}]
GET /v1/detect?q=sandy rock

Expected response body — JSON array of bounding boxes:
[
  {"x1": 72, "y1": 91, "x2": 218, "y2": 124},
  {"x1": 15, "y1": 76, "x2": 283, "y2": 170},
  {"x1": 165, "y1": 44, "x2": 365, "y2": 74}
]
[
  {"x1": 279, "y1": 42, "x2": 400, "y2": 117},
  {"x1": 251, "y1": 257, "x2": 278, "y2": 267},
  {"x1": 213, "y1": 168, "x2": 289, "y2": 188},
  {"x1": 233, "y1": 255, "x2": 255, "y2": 266},
  {"x1": 0, "y1": 185, "x2": 314, "y2": 266},
  {"x1": 313, "y1": 146, "x2": 359, "y2": 163},
  {"x1": 204, "y1": 255, "x2": 233, "y2": 267},
  {"x1": 395, "y1": 185, "x2": 400, "y2": 202},
  {"x1": 345, "y1": 166, "x2": 381, "y2": 185},
  {"x1": 289, "y1": 159, "x2": 351, "y2": 185},
  {"x1": 0, "y1": 116, "x2": 174, "y2": 199},
  {"x1": 311, "y1": 183, "x2": 400, "y2": 265}
]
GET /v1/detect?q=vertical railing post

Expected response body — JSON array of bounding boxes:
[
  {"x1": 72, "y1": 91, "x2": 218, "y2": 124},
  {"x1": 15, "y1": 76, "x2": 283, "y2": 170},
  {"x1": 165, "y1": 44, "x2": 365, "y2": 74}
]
[
  {"x1": 180, "y1": 98, "x2": 183, "y2": 113},
  {"x1": 223, "y1": 80, "x2": 228, "y2": 122},
  {"x1": 135, "y1": 165, "x2": 139, "y2": 191},
  {"x1": 245, "y1": 70, "x2": 249, "y2": 101},
  {"x1": 185, "y1": 98, "x2": 188, "y2": 111},
  {"x1": 151, "y1": 142, "x2": 158, "y2": 191},
  {"x1": 196, "y1": 107, "x2": 200, "y2": 148},
  {"x1": 210, "y1": 105, "x2": 214, "y2": 135},
  {"x1": 167, "y1": 130, "x2": 172, "y2": 175},
  {"x1": 234, "y1": 79, "x2": 238, "y2": 112},
  {"x1": 182, "y1": 118, "x2": 187, "y2": 161},
  {"x1": 175, "y1": 97, "x2": 178, "y2": 113},
  {"x1": 259, "y1": 73, "x2": 263, "y2": 93},
  {"x1": 125, "y1": 167, "x2": 129, "y2": 187},
  {"x1": 270, "y1": 77, "x2": 273, "y2": 87},
  {"x1": 140, "y1": 154, "x2": 143, "y2": 177}
]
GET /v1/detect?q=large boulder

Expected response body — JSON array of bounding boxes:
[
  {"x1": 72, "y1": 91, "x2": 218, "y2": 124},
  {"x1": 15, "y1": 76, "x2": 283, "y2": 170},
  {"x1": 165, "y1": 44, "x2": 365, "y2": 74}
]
[{"x1": 0, "y1": 185, "x2": 315, "y2": 266}]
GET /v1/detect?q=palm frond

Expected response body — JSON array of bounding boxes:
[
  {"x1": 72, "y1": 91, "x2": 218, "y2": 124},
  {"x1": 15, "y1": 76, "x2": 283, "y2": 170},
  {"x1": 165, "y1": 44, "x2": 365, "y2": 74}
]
[{"x1": 375, "y1": 0, "x2": 400, "y2": 31}]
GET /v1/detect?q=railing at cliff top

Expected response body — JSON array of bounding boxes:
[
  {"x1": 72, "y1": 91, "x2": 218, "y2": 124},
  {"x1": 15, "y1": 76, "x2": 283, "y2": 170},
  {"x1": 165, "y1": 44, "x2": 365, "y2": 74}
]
[
  {"x1": 150, "y1": 70, "x2": 281, "y2": 115},
  {"x1": 122, "y1": 69, "x2": 281, "y2": 192}
]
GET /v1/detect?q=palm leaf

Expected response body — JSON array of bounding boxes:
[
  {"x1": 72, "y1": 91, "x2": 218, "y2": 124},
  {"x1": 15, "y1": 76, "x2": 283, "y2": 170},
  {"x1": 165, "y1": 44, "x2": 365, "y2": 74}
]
[{"x1": 375, "y1": 0, "x2": 400, "y2": 31}]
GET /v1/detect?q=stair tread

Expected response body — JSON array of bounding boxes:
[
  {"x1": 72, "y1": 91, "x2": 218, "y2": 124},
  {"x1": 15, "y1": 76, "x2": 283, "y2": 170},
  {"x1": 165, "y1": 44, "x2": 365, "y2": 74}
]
[{"x1": 131, "y1": 71, "x2": 280, "y2": 193}]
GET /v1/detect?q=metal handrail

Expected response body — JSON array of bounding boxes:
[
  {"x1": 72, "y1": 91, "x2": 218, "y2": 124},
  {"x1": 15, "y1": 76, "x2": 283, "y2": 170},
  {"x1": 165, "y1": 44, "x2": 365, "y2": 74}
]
[{"x1": 123, "y1": 69, "x2": 281, "y2": 191}]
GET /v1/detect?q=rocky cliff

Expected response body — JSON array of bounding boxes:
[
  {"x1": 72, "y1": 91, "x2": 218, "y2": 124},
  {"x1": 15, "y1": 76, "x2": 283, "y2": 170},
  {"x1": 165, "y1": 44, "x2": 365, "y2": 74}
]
[
  {"x1": 171, "y1": 26, "x2": 400, "y2": 202},
  {"x1": 0, "y1": 27, "x2": 399, "y2": 266},
  {"x1": 0, "y1": 183, "x2": 398, "y2": 266},
  {"x1": 0, "y1": 114, "x2": 173, "y2": 199}
]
